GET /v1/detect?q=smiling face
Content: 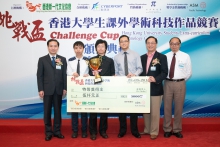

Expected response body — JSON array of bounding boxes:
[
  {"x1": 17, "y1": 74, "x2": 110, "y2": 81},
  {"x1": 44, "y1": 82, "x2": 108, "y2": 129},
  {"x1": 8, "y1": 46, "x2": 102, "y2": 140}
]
[
  {"x1": 47, "y1": 41, "x2": 59, "y2": 56},
  {"x1": 119, "y1": 36, "x2": 130, "y2": 51},
  {"x1": 146, "y1": 38, "x2": 157, "y2": 53}
]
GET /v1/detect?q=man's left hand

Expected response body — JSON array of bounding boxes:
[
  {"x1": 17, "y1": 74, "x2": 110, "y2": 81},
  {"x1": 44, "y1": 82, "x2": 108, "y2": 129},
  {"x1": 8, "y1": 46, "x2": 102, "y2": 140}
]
[{"x1": 62, "y1": 90, "x2": 67, "y2": 98}]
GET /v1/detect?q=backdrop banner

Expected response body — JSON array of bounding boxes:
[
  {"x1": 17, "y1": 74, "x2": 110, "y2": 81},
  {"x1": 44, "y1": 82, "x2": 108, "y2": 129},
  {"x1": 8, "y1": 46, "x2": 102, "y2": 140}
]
[{"x1": 0, "y1": 0, "x2": 219, "y2": 118}]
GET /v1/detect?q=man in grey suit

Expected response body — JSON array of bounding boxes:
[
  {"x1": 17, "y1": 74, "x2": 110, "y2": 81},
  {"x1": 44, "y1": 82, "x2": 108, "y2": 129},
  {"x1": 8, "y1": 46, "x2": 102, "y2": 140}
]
[{"x1": 37, "y1": 39, "x2": 67, "y2": 141}]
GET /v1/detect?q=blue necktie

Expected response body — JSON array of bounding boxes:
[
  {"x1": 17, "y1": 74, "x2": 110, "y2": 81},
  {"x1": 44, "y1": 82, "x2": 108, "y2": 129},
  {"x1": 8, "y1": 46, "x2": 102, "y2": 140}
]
[{"x1": 52, "y1": 57, "x2": 55, "y2": 67}]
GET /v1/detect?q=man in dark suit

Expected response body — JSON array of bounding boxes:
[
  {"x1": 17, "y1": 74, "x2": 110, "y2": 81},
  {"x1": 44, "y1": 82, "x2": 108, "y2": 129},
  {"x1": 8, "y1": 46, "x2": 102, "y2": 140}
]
[
  {"x1": 37, "y1": 39, "x2": 67, "y2": 141},
  {"x1": 139, "y1": 36, "x2": 168, "y2": 140},
  {"x1": 89, "y1": 39, "x2": 115, "y2": 140}
]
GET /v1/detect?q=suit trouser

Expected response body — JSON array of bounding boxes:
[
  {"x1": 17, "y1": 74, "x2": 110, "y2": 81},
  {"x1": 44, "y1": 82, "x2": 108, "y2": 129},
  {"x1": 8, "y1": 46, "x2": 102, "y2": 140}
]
[
  {"x1": 43, "y1": 92, "x2": 62, "y2": 136},
  {"x1": 143, "y1": 95, "x2": 162, "y2": 135},
  {"x1": 163, "y1": 80, "x2": 186, "y2": 133},
  {"x1": 89, "y1": 113, "x2": 108, "y2": 135},
  {"x1": 119, "y1": 113, "x2": 139, "y2": 134},
  {"x1": 71, "y1": 113, "x2": 88, "y2": 133}
]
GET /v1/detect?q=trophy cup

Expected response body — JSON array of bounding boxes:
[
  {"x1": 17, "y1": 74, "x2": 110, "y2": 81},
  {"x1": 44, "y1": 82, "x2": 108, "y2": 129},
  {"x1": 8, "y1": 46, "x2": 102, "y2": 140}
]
[{"x1": 88, "y1": 56, "x2": 102, "y2": 84}]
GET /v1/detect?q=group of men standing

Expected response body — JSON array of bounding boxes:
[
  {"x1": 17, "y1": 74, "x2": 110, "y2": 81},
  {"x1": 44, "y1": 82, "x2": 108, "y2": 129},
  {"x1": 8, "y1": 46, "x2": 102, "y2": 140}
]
[{"x1": 37, "y1": 35, "x2": 192, "y2": 141}]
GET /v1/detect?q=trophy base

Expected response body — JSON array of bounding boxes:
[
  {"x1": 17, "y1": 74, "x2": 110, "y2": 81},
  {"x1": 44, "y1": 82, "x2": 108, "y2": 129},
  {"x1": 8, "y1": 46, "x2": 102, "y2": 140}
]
[{"x1": 94, "y1": 78, "x2": 102, "y2": 84}]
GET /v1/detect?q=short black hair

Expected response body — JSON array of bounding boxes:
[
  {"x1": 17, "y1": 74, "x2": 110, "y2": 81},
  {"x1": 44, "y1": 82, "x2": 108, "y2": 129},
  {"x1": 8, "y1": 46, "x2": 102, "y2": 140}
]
[
  {"x1": 119, "y1": 35, "x2": 130, "y2": 42},
  {"x1": 145, "y1": 36, "x2": 158, "y2": 44},
  {"x1": 73, "y1": 41, "x2": 85, "y2": 48},
  {"x1": 169, "y1": 37, "x2": 181, "y2": 44},
  {"x1": 95, "y1": 39, "x2": 108, "y2": 53},
  {"x1": 47, "y1": 39, "x2": 59, "y2": 47}
]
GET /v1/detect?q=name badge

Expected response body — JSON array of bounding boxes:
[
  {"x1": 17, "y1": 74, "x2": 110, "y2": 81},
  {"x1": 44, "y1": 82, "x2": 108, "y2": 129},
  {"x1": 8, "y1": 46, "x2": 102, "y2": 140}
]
[
  {"x1": 56, "y1": 65, "x2": 61, "y2": 70},
  {"x1": 150, "y1": 66, "x2": 156, "y2": 71},
  {"x1": 178, "y1": 63, "x2": 184, "y2": 69}
]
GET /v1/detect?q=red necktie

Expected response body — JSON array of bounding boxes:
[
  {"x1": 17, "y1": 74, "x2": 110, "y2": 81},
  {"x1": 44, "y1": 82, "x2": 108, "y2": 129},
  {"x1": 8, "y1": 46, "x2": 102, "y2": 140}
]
[{"x1": 169, "y1": 53, "x2": 176, "y2": 79}]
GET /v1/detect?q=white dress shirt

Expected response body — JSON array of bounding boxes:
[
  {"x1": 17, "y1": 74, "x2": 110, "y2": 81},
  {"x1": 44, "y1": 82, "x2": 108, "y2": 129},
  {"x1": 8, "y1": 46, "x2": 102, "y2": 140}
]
[
  {"x1": 67, "y1": 56, "x2": 89, "y2": 76},
  {"x1": 166, "y1": 50, "x2": 192, "y2": 80}
]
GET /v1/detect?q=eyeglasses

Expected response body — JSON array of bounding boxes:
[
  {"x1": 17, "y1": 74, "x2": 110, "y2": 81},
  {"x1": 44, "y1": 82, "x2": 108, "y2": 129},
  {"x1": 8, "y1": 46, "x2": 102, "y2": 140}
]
[
  {"x1": 146, "y1": 42, "x2": 156, "y2": 45},
  {"x1": 170, "y1": 43, "x2": 180, "y2": 46},
  {"x1": 120, "y1": 40, "x2": 129, "y2": 43}
]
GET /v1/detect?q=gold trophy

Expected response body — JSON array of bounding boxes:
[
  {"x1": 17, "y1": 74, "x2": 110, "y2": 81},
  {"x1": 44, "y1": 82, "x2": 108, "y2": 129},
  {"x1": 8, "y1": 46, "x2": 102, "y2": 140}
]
[{"x1": 88, "y1": 56, "x2": 102, "y2": 84}]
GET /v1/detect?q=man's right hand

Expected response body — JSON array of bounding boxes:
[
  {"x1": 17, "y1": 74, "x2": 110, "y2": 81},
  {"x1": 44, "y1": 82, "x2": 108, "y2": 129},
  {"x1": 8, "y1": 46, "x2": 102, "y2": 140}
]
[
  {"x1": 39, "y1": 91, "x2": 44, "y2": 98},
  {"x1": 73, "y1": 72, "x2": 79, "y2": 77}
]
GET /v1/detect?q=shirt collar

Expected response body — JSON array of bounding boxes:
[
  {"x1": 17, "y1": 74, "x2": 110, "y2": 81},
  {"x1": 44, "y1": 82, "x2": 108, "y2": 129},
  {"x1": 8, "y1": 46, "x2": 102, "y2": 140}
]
[
  {"x1": 121, "y1": 49, "x2": 131, "y2": 55},
  {"x1": 76, "y1": 56, "x2": 83, "y2": 60},
  {"x1": 147, "y1": 51, "x2": 156, "y2": 57},
  {"x1": 49, "y1": 54, "x2": 56, "y2": 58}
]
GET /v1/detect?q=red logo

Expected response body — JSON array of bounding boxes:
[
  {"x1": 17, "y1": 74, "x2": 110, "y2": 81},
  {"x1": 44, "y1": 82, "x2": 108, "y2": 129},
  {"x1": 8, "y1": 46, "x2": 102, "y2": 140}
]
[{"x1": 26, "y1": 1, "x2": 41, "y2": 12}]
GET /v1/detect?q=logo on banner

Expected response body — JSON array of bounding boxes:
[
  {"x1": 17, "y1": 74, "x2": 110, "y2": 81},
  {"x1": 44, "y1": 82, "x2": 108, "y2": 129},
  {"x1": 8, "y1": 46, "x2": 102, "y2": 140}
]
[
  {"x1": 26, "y1": 1, "x2": 72, "y2": 12},
  {"x1": 127, "y1": 3, "x2": 146, "y2": 10},
  {"x1": 189, "y1": 2, "x2": 206, "y2": 12},
  {"x1": 11, "y1": 4, "x2": 24, "y2": 10},
  {"x1": 77, "y1": 4, "x2": 90, "y2": 9},
  {"x1": 189, "y1": 3, "x2": 198, "y2": 7},
  {"x1": 26, "y1": 1, "x2": 41, "y2": 12},
  {"x1": 166, "y1": 3, "x2": 188, "y2": 10},
  {"x1": 151, "y1": 1, "x2": 156, "y2": 7},
  {"x1": 200, "y1": 2, "x2": 206, "y2": 8},
  {"x1": 146, "y1": 1, "x2": 161, "y2": 13},
  {"x1": 91, "y1": 2, "x2": 123, "y2": 11},
  {"x1": 91, "y1": 2, "x2": 99, "y2": 10}
]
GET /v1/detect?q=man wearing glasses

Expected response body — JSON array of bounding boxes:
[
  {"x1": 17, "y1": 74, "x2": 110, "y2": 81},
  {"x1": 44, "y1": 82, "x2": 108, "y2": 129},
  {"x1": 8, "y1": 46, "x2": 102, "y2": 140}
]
[
  {"x1": 163, "y1": 37, "x2": 192, "y2": 138},
  {"x1": 139, "y1": 36, "x2": 168, "y2": 140},
  {"x1": 114, "y1": 35, "x2": 143, "y2": 138}
]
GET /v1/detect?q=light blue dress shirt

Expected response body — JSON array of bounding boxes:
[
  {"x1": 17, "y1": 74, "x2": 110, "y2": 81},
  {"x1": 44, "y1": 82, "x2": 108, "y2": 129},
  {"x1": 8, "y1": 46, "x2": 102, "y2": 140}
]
[{"x1": 114, "y1": 49, "x2": 143, "y2": 76}]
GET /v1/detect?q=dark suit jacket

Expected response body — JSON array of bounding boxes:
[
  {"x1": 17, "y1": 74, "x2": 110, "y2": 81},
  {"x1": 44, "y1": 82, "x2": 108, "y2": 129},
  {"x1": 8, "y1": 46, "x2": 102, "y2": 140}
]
[
  {"x1": 140, "y1": 51, "x2": 168, "y2": 96},
  {"x1": 89, "y1": 55, "x2": 115, "y2": 76},
  {"x1": 37, "y1": 54, "x2": 67, "y2": 95}
]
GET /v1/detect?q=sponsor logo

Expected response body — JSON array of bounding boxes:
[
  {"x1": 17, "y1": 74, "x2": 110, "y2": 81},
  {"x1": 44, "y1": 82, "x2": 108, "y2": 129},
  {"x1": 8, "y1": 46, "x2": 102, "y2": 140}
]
[
  {"x1": 75, "y1": 101, "x2": 95, "y2": 106},
  {"x1": 11, "y1": 4, "x2": 24, "y2": 10},
  {"x1": 189, "y1": 3, "x2": 198, "y2": 7},
  {"x1": 189, "y1": 2, "x2": 206, "y2": 12},
  {"x1": 166, "y1": 3, "x2": 188, "y2": 9},
  {"x1": 91, "y1": 2, "x2": 123, "y2": 11},
  {"x1": 76, "y1": 4, "x2": 90, "y2": 9},
  {"x1": 127, "y1": 3, "x2": 146, "y2": 9},
  {"x1": 146, "y1": 1, "x2": 161, "y2": 13},
  {"x1": 151, "y1": 1, "x2": 156, "y2": 7},
  {"x1": 200, "y1": 2, "x2": 206, "y2": 8},
  {"x1": 92, "y1": 2, "x2": 99, "y2": 10},
  {"x1": 26, "y1": 1, "x2": 71, "y2": 12}
]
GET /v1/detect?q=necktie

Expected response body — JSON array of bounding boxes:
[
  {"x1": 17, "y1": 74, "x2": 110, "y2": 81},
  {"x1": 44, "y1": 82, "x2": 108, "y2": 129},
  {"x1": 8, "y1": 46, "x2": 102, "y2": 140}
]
[
  {"x1": 77, "y1": 60, "x2": 80, "y2": 75},
  {"x1": 52, "y1": 57, "x2": 55, "y2": 67},
  {"x1": 169, "y1": 53, "x2": 176, "y2": 79},
  {"x1": 124, "y1": 52, "x2": 128, "y2": 76}
]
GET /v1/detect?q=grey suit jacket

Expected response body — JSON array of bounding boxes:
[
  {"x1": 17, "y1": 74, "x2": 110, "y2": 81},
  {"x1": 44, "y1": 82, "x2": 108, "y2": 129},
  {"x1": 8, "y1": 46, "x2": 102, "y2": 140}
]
[{"x1": 37, "y1": 54, "x2": 67, "y2": 95}]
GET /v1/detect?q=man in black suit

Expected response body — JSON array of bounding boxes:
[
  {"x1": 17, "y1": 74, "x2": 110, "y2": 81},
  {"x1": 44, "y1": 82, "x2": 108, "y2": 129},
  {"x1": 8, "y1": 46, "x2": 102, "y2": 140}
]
[
  {"x1": 89, "y1": 39, "x2": 115, "y2": 140},
  {"x1": 139, "y1": 36, "x2": 168, "y2": 140},
  {"x1": 37, "y1": 39, "x2": 67, "y2": 141}
]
